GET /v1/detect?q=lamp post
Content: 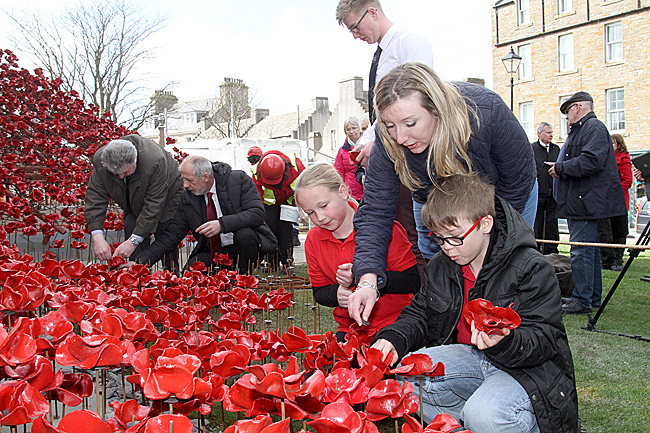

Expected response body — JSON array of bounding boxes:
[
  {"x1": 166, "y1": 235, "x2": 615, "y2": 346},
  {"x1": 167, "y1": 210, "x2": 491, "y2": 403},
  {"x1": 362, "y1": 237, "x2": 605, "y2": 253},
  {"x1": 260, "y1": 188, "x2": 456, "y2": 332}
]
[
  {"x1": 157, "y1": 112, "x2": 166, "y2": 147},
  {"x1": 501, "y1": 46, "x2": 522, "y2": 111}
]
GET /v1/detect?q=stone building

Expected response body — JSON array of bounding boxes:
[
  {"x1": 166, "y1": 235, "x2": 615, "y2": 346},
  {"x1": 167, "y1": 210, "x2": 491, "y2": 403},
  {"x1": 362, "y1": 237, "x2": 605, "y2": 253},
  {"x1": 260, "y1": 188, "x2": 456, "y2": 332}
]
[{"x1": 492, "y1": 0, "x2": 650, "y2": 149}]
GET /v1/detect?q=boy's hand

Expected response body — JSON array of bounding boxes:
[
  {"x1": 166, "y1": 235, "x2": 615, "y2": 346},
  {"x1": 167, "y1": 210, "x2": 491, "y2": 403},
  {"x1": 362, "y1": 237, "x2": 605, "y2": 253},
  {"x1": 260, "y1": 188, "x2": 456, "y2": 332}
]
[
  {"x1": 371, "y1": 338, "x2": 398, "y2": 367},
  {"x1": 337, "y1": 286, "x2": 354, "y2": 308},
  {"x1": 336, "y1": 263, "x2": 354, "y2": 288},
  {"x1": 470, "y1": 320, "x2": 510, "y2": 350}
]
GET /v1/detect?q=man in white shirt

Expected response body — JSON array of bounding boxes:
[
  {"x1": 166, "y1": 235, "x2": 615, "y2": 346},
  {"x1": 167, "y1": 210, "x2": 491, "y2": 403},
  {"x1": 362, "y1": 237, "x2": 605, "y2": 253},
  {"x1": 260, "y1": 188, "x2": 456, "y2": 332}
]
[{"x1": 337, "y1": 0, "x2": 433, "y2": 271}]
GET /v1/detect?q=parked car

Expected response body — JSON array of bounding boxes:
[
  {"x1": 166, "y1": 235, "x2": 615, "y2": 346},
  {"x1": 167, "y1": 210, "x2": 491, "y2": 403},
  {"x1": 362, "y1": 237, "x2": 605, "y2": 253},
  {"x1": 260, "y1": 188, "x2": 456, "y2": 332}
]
[{"x1": 637, "y1": 198, "x2": 650, "y2": 234}]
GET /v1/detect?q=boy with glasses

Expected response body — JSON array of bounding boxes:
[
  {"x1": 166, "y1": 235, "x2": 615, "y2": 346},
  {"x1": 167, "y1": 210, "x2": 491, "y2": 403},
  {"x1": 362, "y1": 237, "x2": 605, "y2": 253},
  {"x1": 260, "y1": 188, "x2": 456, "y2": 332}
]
[{"x1": 368, "y1": 174, "x2": 579, "y2": 433}]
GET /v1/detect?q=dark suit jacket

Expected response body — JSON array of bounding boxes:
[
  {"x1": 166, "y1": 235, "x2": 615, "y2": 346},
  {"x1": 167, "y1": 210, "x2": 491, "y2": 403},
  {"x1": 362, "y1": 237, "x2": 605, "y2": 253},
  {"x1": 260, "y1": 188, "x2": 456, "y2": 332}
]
[
  {"x1": 136, "y1": 162, "x2": 277, "y2": 266},
  {"x1": 532, "y1": 140, "x2": 560, "y2": 198}
]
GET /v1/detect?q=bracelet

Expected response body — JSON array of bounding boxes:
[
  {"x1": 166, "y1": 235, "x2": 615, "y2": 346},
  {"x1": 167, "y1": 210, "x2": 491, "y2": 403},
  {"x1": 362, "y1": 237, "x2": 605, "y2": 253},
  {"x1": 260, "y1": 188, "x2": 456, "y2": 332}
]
[{"x1": 357, "y1": 280, "x2": 380, "y2": 300}]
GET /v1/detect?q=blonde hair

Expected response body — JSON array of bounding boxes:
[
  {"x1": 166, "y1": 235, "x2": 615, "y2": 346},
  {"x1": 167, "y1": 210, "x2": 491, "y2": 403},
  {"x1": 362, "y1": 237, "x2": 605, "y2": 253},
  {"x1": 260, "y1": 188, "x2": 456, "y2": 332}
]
[
  {"x1": 375, "y1": 62, "x2": 476, "y2": 191},
  {"x1": 294, "y1": 164, "x2": 347, "y2": 206},
  {"x1": 336, "y1": 0, "x2": 382, "y2": 24},
  {"x1": 422, "y1": 173, "x2": 495, "y2": 234}
]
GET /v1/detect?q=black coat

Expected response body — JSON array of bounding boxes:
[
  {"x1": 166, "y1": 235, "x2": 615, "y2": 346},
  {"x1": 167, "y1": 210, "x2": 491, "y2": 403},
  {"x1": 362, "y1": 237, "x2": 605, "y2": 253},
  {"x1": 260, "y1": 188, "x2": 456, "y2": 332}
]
[
  {"x1": 554, "y1": 112, "x2": 626, "y2": 219},
  {"x1": 375, "y1": 196, "x2": 579, "y2": 433},
  {"x1": 354, "y1": 82, "x2": 535, "y2": 283},
  {"x1": 137, "y1": 162, "x2": 277, "y2": 266},
  {"x1": 532, "y1": 140, "x2": 560, "y2": 198}
]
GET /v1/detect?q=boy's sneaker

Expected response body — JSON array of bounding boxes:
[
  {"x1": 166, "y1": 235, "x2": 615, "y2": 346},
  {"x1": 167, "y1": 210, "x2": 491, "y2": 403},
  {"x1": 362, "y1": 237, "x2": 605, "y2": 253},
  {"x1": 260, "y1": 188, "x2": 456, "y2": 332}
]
[{"x1": 562, "y1": 300, "x2": 591, "y2": 314}]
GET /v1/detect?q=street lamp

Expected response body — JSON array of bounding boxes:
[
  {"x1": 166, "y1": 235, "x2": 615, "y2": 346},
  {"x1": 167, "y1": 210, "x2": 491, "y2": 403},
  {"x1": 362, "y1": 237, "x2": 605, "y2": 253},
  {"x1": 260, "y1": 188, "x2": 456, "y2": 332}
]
[
  {"x1": 501, "y1": 46, "x2": 522, "y2": 111},
  {"x1": 157, "y1": 112, "x2": 166, "y2": 147}
]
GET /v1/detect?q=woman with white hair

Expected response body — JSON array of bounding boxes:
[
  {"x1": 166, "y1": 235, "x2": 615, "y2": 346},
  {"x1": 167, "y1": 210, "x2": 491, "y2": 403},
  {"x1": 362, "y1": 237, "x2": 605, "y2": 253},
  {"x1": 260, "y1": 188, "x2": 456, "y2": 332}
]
[{"x1": 333, "y1": 116, "x2": 364, "y2": 201}]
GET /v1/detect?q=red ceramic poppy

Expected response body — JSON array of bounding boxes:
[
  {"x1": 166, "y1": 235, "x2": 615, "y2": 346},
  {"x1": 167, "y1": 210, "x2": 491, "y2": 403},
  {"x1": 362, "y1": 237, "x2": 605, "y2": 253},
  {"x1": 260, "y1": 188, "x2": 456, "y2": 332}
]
[
  {"x1": 235, "y1": 274, "x2": 259, "y2": 288},
  {"x1": 463, "y1": 298, "x2": 521, "y2": 335},
  {"x1": 349, "y1": 150, "x2": 361, "y2": 165},
  {"x1": 0, "y1": 319, "x2": 37, "y2": 366},
  {"x1": 400, "y1": 412, "x2": 470, "y2": 433},
  {"x1": 323, "y1": 368, "x2": 369, "y2": 405},
  {"x1": 390, "y1": 353, "x2": 445, "y2": 377},
  {"x1": 108, "y1": 256, "x2": 126, "y2": 268},
  {"x1": 281, "y1": 326, "x2": 312, "y2": 353},
  {"x1": 210, "y1": 344, "x2": 251, "y2": 378},
  {"x1": 55, "y1": 334, "x2": 124, "y2": 369},
  {"x1": 108, "y1": 399, "x2": 153, "y2": 430},
  {"x1": 50, "y1": 373, "x2": 93, "y2": 406},
  {"x1": 56, "y1": 410, "x2": 114, "y2": 433},
  {"x1": 4, "y1": 355, "x2": 62, "y2": 391},
  {"x1": 308, "y1": 402, "x2": 379, "y2": 433},
  {"x1": 214, "y1": 253, "x2": 233, "y2": 266},
  {"x1": 0, "y1": 379, "x2": 50, "y2": 425},
  {"x1": 365, "y1": 379, "x2": 419, "y2": 422}
]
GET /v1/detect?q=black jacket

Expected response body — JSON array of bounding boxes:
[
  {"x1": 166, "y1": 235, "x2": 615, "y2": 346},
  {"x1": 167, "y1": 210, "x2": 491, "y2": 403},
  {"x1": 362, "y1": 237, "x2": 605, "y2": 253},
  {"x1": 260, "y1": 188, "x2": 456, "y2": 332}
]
[
  {"x1": 354, "y1": 82, "x2": 535, "y2": 284},
  {"x1": 532, "y1": 140, "x2": 560, "y2": 198},
  {"x1": 137, "y1": 162, "x2": 277, "y2": 266},
  {"x1": 554, "y1": 112, "x2": 626, "y2": 219},
  {"x1": 375, "y1": 196, "x2": 579, "y2": 433}
]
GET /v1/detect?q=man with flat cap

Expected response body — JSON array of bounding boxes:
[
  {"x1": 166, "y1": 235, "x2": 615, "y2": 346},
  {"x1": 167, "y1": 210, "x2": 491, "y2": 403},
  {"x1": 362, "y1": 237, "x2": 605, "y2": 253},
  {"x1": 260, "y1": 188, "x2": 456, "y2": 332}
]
[{"x1": 548, "y1": 91, "x2": 626, "y2": 314}]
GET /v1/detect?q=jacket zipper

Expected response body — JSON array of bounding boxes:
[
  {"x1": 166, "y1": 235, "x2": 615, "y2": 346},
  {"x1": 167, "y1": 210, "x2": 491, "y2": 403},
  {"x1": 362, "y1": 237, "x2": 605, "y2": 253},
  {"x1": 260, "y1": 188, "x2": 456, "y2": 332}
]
[{"x1": 441, "y1": 271, "x2": 464, "y2": 345}]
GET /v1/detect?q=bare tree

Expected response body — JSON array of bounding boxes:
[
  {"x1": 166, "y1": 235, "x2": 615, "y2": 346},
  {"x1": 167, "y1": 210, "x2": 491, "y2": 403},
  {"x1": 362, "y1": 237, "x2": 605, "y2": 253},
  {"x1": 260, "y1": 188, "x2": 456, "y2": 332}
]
[
  {"x1": 5, "y1": 0, "x2": 166, "y2": 129},
  {"x1": 203, "y1": 78, "x2": 264, "y2": 139}
]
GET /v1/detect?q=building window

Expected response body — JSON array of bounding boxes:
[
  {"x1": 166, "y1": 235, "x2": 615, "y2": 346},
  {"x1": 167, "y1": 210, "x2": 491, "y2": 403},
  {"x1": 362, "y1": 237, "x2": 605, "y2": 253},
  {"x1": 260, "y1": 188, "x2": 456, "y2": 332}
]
[
  {"x1": 605, "y1": 22, "x2": 623, "y2": 63},
  {"x1": 518, "y1": 102, "x2": 534, "y2": 141},
  {"x1": 558, "y1": 0, "x2": 572, "y2": 14},
  {"x1": 518, "y1": 45, "x2": 532, "y2": 80},
  {"x1": 518, "y1": 0, "x2": 530, "y2": 25},
  {"x1": 183, "y1": 112, "x2": 196, "y2": 125},
  {"x1": 559, "y1": 95, "x2": 570, "y2": 138},
  {"x1": 606, "y1": 88, "x2": 625, "y2": 132},
  {"x1": 558, "y1": 34, "x2": 574, "y2": 72}
]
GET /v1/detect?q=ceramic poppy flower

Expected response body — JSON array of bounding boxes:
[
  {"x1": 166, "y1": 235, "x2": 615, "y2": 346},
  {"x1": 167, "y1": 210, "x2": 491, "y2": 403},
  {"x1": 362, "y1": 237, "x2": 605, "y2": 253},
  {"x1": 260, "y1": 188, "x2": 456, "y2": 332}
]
[
  {"x1": 323, "y1": 368, "x2": 369, "y2": 405},
  {"x1": 55, "y1": 334, "x2": 124, "y2": 369},
  {"x1": 210, "y1": 344, "x2": 251, "y2": 378},
  {"x1": 401, "y1": 412, "x2": 473, "y2": 433},
  {"x1": 108, "y1": 399, "x2": 154, "y2": 430},
  {"x1": 365, "y1": 379, "x2": 419, "y2": 422},
  {"x1": 0, "y1": 320, "x2": 38, "y2": 366},
  {"x1": 50, "y1": 373, "x2": 94, "y2": 407},
  {"x1": 308, "y1": 402, "x2": 379, "y2": 433},
  {"x1": 138, "y1": 349, "x2": 202, "y2": 400},
  {"x1": 281, "y1": 326, "x2": 312, "y2": 353},
  {"x1": 0, "y1": 380, "x2": 50, "y2": 425},
  {"x1": 50, "y1": 410, "x2": 113, "y2": 433},
  {"x1": 390, "y1": 353, "x2": 445, "y2": 377},
  {"x1": 463, "y1": 298, "x2": 521, "y2": 335},
  {"x1": 4, "y1": 355, "x2": 62, "y2": 391},
  {"x1": 214, "y1": 253, "x2": 232, "y2": 266}
]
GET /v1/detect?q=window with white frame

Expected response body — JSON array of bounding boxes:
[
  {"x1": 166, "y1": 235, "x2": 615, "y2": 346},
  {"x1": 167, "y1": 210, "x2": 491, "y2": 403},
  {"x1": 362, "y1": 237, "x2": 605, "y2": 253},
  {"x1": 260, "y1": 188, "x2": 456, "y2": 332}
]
[
  {"x1": 518, "y1": 44, "x2": 532, "y2": 80},
  {"x1": 558, "y1": 34, "x2": 574, "y2": 72},
  {"x1": 606, "y1": 88, "x2": 625, "y2": 132},
  {"x1": 559, "y1": 95, "x2": 570, "y2": 138},
  {"x1": 519, "y1": 102, "x2": 535, "y2": 141},
  {"x1": 183, "y1": 112, "x2": 196, "y2": 125},
  {"x1": 605, "y1": 22, "x2": 623, "y2": 63},
  {"x1": 558, "y1": 0, "x2": 572, "y2": 14},
  {"x1": 518, "y1": 0, "x2": 530, "y2": 25}
]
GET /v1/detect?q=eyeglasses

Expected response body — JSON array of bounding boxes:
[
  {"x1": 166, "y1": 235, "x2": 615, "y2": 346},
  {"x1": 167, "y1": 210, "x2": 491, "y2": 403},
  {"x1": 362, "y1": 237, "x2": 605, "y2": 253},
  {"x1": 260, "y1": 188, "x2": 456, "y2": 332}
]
[
  {"x1": 428, "y1": 216, "x2": 485, "y2": 246},
  {"x1": 563, "y1": 103, "x2": 580, "y2": 115},
  {"x1": 348, "y1": 9, "x2": 368, "y2": 34}
]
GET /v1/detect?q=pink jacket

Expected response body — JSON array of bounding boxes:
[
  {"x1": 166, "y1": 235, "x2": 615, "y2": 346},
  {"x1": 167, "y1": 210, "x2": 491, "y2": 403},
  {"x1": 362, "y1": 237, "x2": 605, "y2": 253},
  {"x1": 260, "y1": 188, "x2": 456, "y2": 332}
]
[{"x1": 334, "y1": 141, "x2": 363, "y2": 200}]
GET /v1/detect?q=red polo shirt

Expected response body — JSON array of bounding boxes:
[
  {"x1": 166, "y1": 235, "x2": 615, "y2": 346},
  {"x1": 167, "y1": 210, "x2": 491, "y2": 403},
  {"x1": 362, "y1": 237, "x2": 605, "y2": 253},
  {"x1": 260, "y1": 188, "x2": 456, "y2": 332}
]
[{"x1": 304, "y1": 202, "x2": 416, "y2": 335}]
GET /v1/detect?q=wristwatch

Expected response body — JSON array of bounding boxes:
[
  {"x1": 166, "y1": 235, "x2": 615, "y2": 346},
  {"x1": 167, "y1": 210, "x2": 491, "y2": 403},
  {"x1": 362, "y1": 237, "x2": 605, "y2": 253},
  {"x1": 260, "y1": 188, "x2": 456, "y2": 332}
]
[{"x1": 129, "y1": 236, "x2": 141, "y2": 246}]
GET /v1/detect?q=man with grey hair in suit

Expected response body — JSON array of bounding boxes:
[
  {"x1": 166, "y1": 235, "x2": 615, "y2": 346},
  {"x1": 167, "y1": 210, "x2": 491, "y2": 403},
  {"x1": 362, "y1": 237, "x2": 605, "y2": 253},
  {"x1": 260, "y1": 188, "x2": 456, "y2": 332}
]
[{"x1": 85, "y1": 135, "x2": 183, "y2": 269}]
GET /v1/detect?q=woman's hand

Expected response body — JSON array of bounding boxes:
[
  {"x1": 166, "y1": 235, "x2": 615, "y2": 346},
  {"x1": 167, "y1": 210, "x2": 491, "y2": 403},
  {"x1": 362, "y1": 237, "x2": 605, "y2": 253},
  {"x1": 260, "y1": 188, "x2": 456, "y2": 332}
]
[
  {"x1": 337, "y1": 286, "x2": 354, "y2": 308},
  {"x1": 348, "y1": 273, "x2": 379, "y2": 326},
  {"x1": 371, "y1": 338, "x2": 398, "y2": 367},
  {"x1": 470, "y1": 320, "x2": 510, "y2": 350}
]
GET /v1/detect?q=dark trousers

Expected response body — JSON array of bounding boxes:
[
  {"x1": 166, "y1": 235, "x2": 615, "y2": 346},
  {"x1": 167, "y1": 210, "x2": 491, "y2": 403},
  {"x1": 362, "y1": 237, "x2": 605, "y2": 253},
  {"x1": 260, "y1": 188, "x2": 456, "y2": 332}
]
[
  {"x1": 124, "y1": 212, "x2": 178, "y2": 272},
  {"x1": 534, "y1": 196, "x2": 559, "y2": 255},
  {"x1": 598, "y1": 214, "x2": 628, "y2": 267},
  {"x1": 187, "y1": 227, "x2": 260, "y2": 275},
  {"x1": 265, "y1": 204, "x2": 293, "y2": 267},
  {"x1": 396, "y1": 184, "x2": 426, "y2": 277}
]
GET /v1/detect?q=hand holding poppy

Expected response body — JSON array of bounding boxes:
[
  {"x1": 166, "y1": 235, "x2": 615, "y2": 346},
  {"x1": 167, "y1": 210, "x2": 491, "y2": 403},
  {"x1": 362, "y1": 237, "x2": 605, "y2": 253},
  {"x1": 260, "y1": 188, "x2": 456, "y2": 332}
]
[
  {"x1": 371, "y1": 338, "x2": 398, "y2": 367},
  {"x1": 113, "y1": 239, "x2": 138, "y2": 260},
  {"x1": 470, "y1": 320, "x2": 509, "y2": 350},
  {"x1": 347, "y1": 278, "x2": 378, "y2": 326}
]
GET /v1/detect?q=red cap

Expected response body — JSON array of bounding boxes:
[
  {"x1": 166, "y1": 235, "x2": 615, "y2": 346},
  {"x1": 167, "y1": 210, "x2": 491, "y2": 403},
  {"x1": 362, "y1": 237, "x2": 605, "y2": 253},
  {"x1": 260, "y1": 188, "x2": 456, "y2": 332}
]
[
  {"x1": 247, "y1": 146, "x2": 263, "y2": 157},
  {"x1": 258, "y1": 154, "x2": 285, "y2": 184}
]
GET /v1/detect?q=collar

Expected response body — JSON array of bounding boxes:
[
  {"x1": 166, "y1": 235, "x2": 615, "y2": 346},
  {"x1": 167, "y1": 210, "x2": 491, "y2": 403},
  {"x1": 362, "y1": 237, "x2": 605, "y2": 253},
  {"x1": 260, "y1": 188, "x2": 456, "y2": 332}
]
[
  {"x1": 378, "y1": 24, "x2": 398, "y2": 50},
  {"x1": 569, "y1": 111, "x2": 596, "y2": 130}
]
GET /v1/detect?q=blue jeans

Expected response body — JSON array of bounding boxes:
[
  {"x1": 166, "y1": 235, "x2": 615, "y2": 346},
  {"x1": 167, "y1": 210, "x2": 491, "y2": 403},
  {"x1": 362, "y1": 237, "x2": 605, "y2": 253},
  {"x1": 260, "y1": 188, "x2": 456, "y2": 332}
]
[
  {"x1": 403, "y1": 345, "x2": 540, "y2": 433},
  {"x1": 567, "y1": 219, "x2": 602, "y2": 307},
  {"x1": 412, "y1": 181, "x2": 538, "y2": 259}
]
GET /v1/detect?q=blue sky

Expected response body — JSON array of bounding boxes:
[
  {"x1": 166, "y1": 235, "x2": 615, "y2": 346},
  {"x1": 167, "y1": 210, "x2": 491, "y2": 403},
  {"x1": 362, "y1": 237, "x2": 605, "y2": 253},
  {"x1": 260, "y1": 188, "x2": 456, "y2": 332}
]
[{"x1": 1, "y1": 0, "x2": 494, "y2": 115}]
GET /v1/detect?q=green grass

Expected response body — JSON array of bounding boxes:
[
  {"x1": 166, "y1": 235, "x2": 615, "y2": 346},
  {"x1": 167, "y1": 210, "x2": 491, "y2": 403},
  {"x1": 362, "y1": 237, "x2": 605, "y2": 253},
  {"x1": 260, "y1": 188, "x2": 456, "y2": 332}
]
[{"x1": 294, "y1": 246, "x2": 650, "y2": 432}]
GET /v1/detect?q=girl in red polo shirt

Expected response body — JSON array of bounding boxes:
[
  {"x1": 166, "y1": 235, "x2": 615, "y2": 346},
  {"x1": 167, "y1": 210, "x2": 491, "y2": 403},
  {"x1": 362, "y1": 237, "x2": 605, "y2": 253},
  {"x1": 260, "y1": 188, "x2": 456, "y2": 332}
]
[{"x1": 294, "y1": 164, "x2": 420, "y2": 341}]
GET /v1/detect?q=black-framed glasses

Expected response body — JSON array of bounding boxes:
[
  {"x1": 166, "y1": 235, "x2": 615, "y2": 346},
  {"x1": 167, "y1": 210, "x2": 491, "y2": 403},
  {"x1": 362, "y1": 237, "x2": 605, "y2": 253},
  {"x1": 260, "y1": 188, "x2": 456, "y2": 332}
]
[
  {"x1": 348, "y1": 9, "x2": 369, "y2": 34},
  {"x1": 428, "y1": 216, "x2": 485, "y2": 246}
]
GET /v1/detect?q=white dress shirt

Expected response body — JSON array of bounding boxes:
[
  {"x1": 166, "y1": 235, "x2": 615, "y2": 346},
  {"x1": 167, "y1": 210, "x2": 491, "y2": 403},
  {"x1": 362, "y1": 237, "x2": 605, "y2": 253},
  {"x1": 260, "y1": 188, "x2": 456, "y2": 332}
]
[{"x1": 360, "y1": 25, "x2": 434, "y2": 144}]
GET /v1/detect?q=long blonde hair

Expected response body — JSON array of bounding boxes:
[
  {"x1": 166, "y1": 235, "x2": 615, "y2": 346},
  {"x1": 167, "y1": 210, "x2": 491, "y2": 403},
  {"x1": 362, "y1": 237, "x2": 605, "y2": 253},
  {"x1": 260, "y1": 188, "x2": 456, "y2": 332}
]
[
  {"x1": 375, "y1": 62, "x2": 475, "y2": 191},
  {"x1": 294, "y1": 163, "x2": 349, "y2": 206}
]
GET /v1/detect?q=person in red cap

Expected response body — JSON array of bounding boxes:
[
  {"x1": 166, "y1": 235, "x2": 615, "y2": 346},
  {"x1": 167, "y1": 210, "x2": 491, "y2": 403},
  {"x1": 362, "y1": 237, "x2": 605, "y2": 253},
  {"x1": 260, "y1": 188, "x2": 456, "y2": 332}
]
[
  {"x1": 247, "y1": 146, "x2": 263, "y2": 166},
  {"x1": 253, "y1": 150, "x2": 305, "y2": 268}
]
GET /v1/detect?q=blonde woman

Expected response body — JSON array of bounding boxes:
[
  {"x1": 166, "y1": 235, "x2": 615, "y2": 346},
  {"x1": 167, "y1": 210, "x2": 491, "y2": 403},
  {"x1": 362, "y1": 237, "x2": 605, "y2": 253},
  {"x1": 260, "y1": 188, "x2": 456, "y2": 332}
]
[{"x1": 349, "y1": 62, "x2": 536, "y2": 325}]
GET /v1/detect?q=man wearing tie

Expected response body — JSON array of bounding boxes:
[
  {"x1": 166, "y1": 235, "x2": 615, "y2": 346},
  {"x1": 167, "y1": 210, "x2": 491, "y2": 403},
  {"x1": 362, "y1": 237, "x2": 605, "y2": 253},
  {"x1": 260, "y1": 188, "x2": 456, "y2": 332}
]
[
  {"x1": 135, "y1": 155, "x2": 277, "y2": 274},
  {"x1": 336, "y1": 0, "x2": 433, "y2": 269},
  {"x1": 532, "y1": 122, "x2": 560, "y2": 254},
  {"x1": 85, "y1": 135, "x2": 183, "y2": 269}
]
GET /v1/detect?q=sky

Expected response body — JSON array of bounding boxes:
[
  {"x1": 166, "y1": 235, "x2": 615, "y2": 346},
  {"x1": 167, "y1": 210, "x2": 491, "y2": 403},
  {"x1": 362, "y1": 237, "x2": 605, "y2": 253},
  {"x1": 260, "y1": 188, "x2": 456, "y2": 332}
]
[{"x1": 0, "y1": 0, "x2": 495, "y2": 117}]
